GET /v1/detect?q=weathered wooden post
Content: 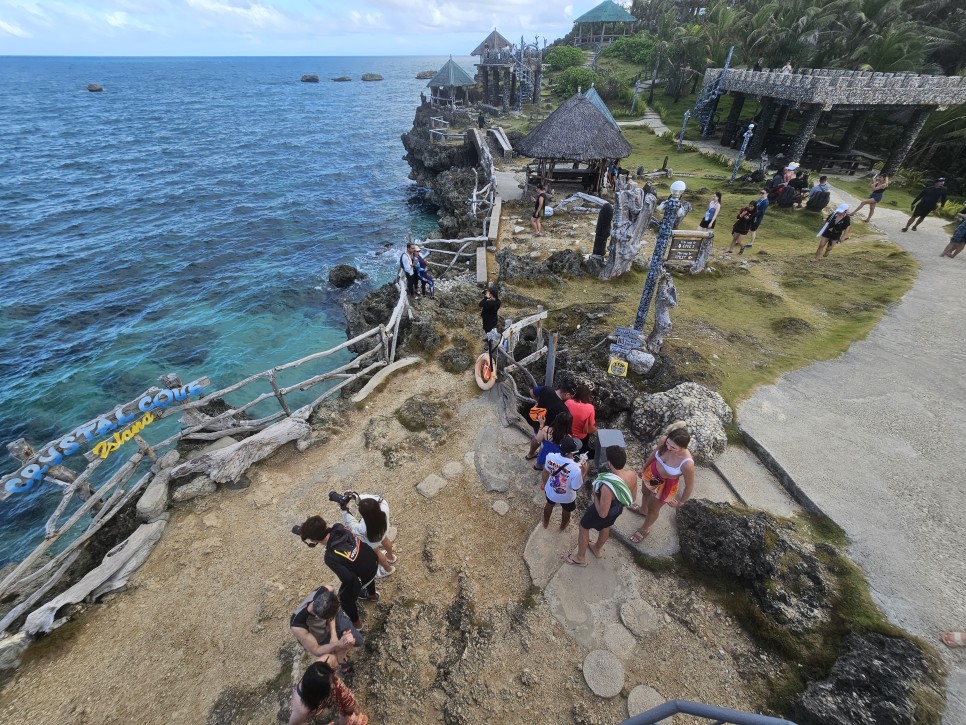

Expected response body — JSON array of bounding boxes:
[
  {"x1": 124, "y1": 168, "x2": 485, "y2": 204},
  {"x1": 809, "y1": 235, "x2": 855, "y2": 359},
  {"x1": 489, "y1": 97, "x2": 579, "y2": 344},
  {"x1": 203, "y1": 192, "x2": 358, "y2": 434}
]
[
  {"x1": 730, "y1": 123, "x2": 755, "y2": 185},
  {"x1": 545, "y1": 332, "x2": 557, "y2": 387}
]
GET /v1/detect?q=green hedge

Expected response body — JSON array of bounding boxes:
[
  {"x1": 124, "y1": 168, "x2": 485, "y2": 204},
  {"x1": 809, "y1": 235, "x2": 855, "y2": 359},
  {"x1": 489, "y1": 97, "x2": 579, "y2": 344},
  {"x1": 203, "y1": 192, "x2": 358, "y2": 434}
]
[
  {"x1": 557, "y1": 67, "x2": 599, "y2": 97},
  {"x1": 601, "y1": 34, "x2": 656, "y2": 66},
  {"x1": 546, "y1": 45, "x2": 586, "y2": 71}
]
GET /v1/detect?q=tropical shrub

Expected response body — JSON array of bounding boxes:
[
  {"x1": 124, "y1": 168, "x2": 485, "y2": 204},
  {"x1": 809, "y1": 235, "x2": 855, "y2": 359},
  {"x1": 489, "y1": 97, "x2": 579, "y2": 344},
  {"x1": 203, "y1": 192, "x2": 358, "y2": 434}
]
[
  {"x1": 602, "y1": 33, "x2": 656, "y2": 66},
  {"x1": 557, "y1": 67, "x2": 599, "y2": 97},
  {"x1": 546, "y1": 45, "x2": 586, "y2": 71}
]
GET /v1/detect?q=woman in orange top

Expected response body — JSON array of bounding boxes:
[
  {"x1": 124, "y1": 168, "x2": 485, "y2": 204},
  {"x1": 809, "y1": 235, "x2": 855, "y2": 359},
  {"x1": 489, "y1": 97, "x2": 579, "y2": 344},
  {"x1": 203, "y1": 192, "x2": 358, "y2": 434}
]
[
  {"x1": 628, "y1": 428, "x2": 695, "y2": 543},
  {"x1": 564, "y1": 383, "x2": 597, "y2": 454}
]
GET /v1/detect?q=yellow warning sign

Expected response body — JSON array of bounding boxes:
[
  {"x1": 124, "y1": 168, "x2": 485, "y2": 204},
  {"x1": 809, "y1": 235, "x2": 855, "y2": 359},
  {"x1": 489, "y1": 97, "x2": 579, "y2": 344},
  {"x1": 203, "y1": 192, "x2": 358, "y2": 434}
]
[{"x1": 607, "y1": 358, "x2": 628, "y2": 377}]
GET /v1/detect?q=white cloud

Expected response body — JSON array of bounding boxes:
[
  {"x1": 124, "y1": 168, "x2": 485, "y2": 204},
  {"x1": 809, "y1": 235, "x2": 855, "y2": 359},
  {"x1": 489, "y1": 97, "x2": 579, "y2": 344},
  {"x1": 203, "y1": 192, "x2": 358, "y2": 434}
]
[
  {"x1": 184, "y1": 0, "x2": 296, "y2": 31},
  {"x1": 0, "y1": 17, "x2": 31, "y2": 36}
]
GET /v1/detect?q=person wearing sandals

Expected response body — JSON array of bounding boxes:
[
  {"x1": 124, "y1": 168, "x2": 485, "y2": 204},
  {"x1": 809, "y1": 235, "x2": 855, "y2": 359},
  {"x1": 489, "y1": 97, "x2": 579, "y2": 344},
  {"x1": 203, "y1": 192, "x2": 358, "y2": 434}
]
[
  {"x1": 541, "y1": 436, "x2": 587, "y2": 530},
  {"x1": 850, "y1": 174, "x2": 889, "y2": 222},
  {"x1": 290, "y1": 585, "x2": 363, "y2": 671},
  {"x1": 628, "y1": 428, "x2": 695, "y2": 544},
  {"x1": 339, "y1": 492, "x2": 397, "y2": 578},
  {"x1": 288, "y1": 653, "x2": 369, "y2": 725},
  {"x1": 564, "y1": 446, "x2": 636, "y2": 566}
]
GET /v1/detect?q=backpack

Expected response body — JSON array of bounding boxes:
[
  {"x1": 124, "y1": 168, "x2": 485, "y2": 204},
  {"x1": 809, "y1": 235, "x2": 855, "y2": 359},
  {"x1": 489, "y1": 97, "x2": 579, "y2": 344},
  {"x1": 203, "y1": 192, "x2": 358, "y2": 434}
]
[
  {"x1": 806, "y1": 190, "x2": 830, "y2": 212},
  {"x1": 767, "y1": 183, "x2": 785, "y2": 203},
  {"x1": 777, "y1": 185, "x2": 797, "y2": 208}
]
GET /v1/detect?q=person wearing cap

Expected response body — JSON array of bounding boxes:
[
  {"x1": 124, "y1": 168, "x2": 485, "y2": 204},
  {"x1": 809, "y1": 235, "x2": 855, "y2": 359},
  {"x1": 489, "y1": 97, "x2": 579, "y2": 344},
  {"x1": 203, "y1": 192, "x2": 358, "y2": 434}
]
[
  {"x1": 412, "y1": 245, "x2": 435, "y2": 300},
  {"x1": 903, "y1": 178, "x2": 948, "y2": 232},
  {"x1": 813, "y1": 204, "x2": 852, "y2": 261},
  {"x1": 294, "y1": 515, "x2": 380, "y2": 628},
  {"x1": 540, "y1": 436, "x2": 588, "y2": 531},
  {"x1": 290, "y1": 585, "x2": 363, "y2": 664}
]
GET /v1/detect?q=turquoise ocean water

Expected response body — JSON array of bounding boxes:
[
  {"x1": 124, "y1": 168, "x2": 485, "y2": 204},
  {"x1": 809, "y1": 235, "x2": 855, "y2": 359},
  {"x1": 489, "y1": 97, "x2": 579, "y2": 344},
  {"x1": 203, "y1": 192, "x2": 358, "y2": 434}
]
[{"x1": 0, "y1": 56, "x2": 460, "y2": 565}]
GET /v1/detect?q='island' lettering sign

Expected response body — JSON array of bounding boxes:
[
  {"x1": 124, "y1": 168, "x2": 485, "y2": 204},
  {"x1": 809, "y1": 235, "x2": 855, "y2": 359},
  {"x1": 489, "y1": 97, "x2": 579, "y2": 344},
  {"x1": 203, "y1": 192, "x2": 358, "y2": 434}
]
[{"x1": 3, "y1": 378, "x2": 207, "y2": 494}]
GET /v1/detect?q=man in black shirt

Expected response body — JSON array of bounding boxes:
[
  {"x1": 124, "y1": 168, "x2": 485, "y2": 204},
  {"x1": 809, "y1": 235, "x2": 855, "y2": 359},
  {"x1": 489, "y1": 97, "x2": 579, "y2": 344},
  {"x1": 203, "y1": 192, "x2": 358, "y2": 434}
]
[
  {"x1": 903, "y1": 178, "x2": 948, "y2": 232},
  {"x1": 294, "y1": 516, "x2": 379, "y2": 628},
  {"x1": 525, "y1": 381, "x2": 575, "y2": 457}
]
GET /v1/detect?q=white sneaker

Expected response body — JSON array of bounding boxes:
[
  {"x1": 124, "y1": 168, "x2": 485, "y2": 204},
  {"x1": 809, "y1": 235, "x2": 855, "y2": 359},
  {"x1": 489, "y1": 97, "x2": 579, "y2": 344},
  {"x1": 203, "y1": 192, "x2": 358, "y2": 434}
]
[{"x1": 376, "y1": 565, "x2": 395, "y2": 578}]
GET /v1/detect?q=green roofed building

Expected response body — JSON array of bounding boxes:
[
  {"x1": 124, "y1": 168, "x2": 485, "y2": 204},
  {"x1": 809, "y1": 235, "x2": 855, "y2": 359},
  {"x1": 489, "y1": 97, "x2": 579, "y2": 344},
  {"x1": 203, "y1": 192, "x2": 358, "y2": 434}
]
[
  {"x1": 426, "y1": 58, "x2": 476, "y2": 108},
  {"x1": 572, "y1": 0, "x2": 637, "y2": 48}
]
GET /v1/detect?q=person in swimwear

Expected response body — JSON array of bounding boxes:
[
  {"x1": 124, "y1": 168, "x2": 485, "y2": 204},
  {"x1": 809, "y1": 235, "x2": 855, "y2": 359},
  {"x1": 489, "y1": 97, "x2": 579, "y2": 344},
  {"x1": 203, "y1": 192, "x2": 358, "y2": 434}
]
[
  {"x1": 850, "y1": 174, "x2": 889, "y2": 222},
  {"x1": 627, "y1": 428, "x2": 695, "y2": 543},
  {"x1": 288, "y1": 654, "x2": 368, "y2": 725}
]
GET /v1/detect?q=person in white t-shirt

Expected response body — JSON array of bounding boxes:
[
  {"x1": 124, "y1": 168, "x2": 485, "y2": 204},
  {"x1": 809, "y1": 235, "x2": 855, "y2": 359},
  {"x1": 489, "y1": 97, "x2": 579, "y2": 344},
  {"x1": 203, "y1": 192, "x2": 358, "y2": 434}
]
[{"x1": 541, "y1": 437, "x2": 587, "y2": 530}]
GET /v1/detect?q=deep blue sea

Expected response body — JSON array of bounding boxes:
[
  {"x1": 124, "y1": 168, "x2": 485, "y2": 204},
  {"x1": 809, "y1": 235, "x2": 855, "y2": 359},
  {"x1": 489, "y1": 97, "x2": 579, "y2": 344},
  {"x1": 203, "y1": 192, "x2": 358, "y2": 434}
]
[{"x1": 0, "y1": 56, "x2": 464, "y2": 566}]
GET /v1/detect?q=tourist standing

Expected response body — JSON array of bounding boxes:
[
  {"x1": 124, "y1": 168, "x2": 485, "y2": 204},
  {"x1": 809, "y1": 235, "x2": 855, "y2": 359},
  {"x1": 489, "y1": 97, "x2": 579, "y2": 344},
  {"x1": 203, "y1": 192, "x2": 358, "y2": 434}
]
[
  {"x1": 293, "y1": 516, "x2": 379, "y2": 629},
  {"x1": 479, "y1": 286, "x2": 501, "y2": 333},
  {"x1": 288, "y1": 655, "x2": 368, "y2": 725},
  {"x1": 564, "y1": 446, "x2": 636, "y2": 565},
  {"x1": 412, "y1": 246, "x2": 435, "y2": 300},
  {"x1": 628, "y1": 429, "x2": 695, "y2": 543},
  {"x1": 400, "y1": 243, "x2": 418, "y2": 296},
  {"x1": 781, "y1": 60, "x2": 793, "y2": 74},
  {"x1": 727, "y1": 201, "x2": 757, "y2": 252},
  {"x1": 744, "y1": 188, "x2": 770, "y2": 252},
  {"x1": 478, "y1": 111, "x2": 485, "y2": 130},
  {"x1": 531, "y1": 183, "x2": 546, "y2": 237},
  {"x1": 940, "y1": 205, "x2": 966, "y2": 259},
  {"x1": 564, "y1": 383, "x2": 597, "y2": 455},
  {"x1": 533, "y1": 410, "x2": 574, "y2": 469},
  {"x1": 338, "y1": 492, "x2": 397, "y2": 577},
  {"x1": 541, "y1": 437, "x2": 587, "y2": 530},
  {"x1": 698, "y1": 192, "x2": 721, "y2": 230},
  {"x1": 813, "y1": 204, "x2": 852, "y2": 261},
  {"x1": 290, "y1": 586, "x2": 363, "y2": 665},
  {"x1": 903, "y1": 178, "x2": 948, "y2": 232},
  {"x1": 525, "y1": 381, "x2": 572, "y2": 448},
  {"x1": 850, "y1": 174, "x2": 889, "y2": 222}
]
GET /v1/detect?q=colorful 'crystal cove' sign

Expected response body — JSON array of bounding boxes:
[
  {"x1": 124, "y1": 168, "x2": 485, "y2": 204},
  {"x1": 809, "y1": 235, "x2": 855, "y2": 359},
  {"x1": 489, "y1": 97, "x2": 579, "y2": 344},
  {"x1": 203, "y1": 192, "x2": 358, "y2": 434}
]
[{"x1": 3, "y1": 378, "x2": 208, "y2": 494}]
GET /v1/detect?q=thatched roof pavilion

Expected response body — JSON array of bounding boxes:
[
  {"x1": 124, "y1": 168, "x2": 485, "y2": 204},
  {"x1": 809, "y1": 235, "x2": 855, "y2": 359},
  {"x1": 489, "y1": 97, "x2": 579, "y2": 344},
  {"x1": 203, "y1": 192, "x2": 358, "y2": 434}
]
[
  {"x1": 515, "y1": 91, "x2": 631, "y2": 193},
  {"x1": 426, "y1": 58, "x2": 476, "y2": 108},
  {"x1": 516, "y1": 91, "x2": 631, "y2": 161},
  {"x1": 572, "y1": 0, "x2": 636, "y2": 48}
]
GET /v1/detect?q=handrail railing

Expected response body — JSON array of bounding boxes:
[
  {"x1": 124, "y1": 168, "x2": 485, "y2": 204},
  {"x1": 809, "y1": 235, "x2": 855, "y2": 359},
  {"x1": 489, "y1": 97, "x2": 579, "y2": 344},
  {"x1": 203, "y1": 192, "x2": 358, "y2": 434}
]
[{"x1": 620, "y1": 700, "x2": 798, "y2": 725}]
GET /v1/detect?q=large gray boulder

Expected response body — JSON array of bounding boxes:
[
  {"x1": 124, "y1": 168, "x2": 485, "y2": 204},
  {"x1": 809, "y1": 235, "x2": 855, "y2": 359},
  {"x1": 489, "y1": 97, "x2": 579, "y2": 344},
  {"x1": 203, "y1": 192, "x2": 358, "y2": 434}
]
[
  {"x1": 629, "y1": 382, "x2": 732, "y2": 463},
  {"x1": 677, "y1": 500, "x2": 832, "y2": 633},
  {"x1": 328, "y1": 264, "x2": 366, "y2": 288},
  {"x1": 545, "y1": 250, "x2": 588, "y2": 279},
  {"x1": 791, "y1": 633, "x2": 944, "y2": 725},
  {"x1": 495, "y1": 250, "x2": 562, "y2": 286}
]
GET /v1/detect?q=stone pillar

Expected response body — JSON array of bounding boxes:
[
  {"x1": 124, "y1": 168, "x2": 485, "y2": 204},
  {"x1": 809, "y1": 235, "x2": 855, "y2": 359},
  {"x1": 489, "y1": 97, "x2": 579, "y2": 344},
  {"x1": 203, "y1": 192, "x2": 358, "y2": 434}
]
[
  {"x1": 772, "y1": 105, "x2": 790, "y2": 134},
  {"x1": 747, "y1": 100, "x2": 776, "y2": 160},
  {"x1": 838, "y1": 111, "x2": 868, "y2": 153},
  {"x1": 533, "y1": 66, "x2": 542, "y2": 105},
  {"x1": 720, "y1": 93, "x2": 745, "y2": 147},
  {"x1": 481, "y1": 68, "x2": 489, "y2": 105},
  {"x1": 787, "y1": 105, "x2": 823, "y2": 164},
  {"x1": 882, "y1": 107, "x2": 932, "y2": 176},
  {"x1": 491, "y1": 68, "x2": 500, "y2": 105},
  {"x1": 509, "y1": 71, "x2": 517, "y2": 108}
]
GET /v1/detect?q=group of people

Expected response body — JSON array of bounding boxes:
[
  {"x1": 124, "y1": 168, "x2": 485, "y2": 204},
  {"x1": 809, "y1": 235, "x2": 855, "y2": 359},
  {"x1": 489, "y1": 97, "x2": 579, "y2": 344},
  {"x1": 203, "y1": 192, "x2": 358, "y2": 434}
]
[
  {"x1": 399, "y1": 242, "x2": 435, "y2": 300},
  {"x1": 524, "y1": 383, "x2": 696, "y2": 565},
  {"x1": 288, "y1": 492, "x2": 397, "y2": 724}
]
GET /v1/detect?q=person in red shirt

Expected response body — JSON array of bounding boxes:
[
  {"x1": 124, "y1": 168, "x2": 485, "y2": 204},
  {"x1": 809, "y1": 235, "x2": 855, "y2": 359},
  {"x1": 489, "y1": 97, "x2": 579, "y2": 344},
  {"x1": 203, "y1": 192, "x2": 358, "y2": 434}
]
[{"x1": 565, "y1": 383, "x2": 597, "y2": 454}]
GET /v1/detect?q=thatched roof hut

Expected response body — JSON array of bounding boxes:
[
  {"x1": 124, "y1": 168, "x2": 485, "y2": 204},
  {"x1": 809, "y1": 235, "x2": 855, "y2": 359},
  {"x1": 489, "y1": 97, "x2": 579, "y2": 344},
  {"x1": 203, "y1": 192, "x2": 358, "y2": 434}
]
[
  {"x1": 515, "y1": 91, "x2": 631, "y2": 161},
  {"x1": 471, "y1": 29, "x2": 512, "y2": 56}
]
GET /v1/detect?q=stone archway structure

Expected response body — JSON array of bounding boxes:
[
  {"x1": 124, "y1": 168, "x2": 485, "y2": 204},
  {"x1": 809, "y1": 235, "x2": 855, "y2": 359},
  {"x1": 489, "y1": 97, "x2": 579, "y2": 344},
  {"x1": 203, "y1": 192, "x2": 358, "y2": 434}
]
[{"x1": 703, "y1": 67, "x2": 966, "y2": 175}]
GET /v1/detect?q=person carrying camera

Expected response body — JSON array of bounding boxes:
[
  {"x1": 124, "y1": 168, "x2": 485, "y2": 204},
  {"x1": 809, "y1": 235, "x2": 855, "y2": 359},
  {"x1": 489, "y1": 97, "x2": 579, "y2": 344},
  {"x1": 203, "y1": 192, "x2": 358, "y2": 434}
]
[
  {"x1": 540, "y1": 436, "x2": 587, "y2": 530},
  {"x1": 293, "y1": 515, "x2": 379, "y2": 629},
  {"x1": 334, "y1": 490, "x2": 397, "y2": 578}
]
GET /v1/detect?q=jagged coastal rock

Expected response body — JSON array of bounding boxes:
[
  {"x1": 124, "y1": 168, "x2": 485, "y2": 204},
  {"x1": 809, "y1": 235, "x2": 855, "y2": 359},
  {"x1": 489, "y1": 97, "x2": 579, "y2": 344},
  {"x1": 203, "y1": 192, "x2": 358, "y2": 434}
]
[
  {"x1": 300, "y1": 74, "x2": 319, "y2": 83},
  {"x1": 629, "y1": 382, "x2": 732, "y2": 463},
  {"x1": 87, "y1": 83, "x2": 103, "y2": 92},
  {"x1": 791, "y1": 633, "x2": 944, "y2": 725},
  {"x1": 332, "y1": 76, "x2": 351, "y2": 82},
  {"x1": 677, "y1": 500, "x2": 832, "y2": 633},
  {"x1": 328, "y1": 264, "x2": 366, "y2": 288},
  {"x1": 361, "y1": 73, "x2": 383, "y2": 81},
  {"x1": 415, "y1": 70, "x2": 437, "y2": 79}
]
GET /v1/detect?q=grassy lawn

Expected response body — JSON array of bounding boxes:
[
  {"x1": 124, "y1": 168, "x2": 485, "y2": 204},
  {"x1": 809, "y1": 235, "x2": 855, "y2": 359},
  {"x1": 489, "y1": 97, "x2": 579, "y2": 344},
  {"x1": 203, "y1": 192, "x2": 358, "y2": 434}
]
[{"x1": 507, "y1": 130, "x2": 918, "y2": 407}]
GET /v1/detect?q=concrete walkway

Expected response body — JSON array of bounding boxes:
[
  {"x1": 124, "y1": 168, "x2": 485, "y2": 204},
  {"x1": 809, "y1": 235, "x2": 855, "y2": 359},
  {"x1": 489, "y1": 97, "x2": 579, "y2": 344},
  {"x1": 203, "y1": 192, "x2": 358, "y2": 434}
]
[{"x1": 738, "y1": 193, "x2": 966, "y2": 723}]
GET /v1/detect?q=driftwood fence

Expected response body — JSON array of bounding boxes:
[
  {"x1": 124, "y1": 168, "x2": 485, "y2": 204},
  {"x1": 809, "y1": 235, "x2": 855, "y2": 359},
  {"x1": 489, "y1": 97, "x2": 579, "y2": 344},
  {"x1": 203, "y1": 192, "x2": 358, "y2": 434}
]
[{"x1": 0, "y1": 276, "x2": 419, "y2": 648}]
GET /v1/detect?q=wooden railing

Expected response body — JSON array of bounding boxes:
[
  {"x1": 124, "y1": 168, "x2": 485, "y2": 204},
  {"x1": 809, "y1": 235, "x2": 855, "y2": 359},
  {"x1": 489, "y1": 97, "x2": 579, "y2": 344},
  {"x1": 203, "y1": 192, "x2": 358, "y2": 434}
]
[{"x1": 0, "y1": 276, "x2": 417, "y2": 635}]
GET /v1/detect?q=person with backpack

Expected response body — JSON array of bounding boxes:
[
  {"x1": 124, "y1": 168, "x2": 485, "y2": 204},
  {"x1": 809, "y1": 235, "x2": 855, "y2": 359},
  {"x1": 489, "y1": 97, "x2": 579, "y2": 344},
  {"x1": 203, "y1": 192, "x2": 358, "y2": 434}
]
[
  {"x1": 540, "y1": 436, "x2": 587, "y2": 530},
  {"x1": 806, "y1": 176, "x2": 831, "y2": 212}
]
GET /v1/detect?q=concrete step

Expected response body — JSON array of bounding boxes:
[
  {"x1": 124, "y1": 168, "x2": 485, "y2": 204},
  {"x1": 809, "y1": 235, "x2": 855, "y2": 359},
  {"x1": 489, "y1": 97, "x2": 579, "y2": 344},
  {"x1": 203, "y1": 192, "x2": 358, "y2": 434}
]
[{"x1": 712, "y1": 447, "x2": 801, "y2": 517}]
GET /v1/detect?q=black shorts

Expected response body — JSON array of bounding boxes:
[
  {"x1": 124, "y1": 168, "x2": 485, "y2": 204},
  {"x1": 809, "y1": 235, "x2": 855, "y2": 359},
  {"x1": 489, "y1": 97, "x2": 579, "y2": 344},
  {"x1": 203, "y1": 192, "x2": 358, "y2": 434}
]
[
  {"x1": 913, "y1": 204, "x2": 935, "y2": 218},
  {"x1": 546, "y1": 495, "x2": 577, "y2": 512},
  {"x1": 580, "y1": 502, "x2": 623, "y2": 531},
  {"x1": 699, "y1": 217, "x2": 716, "y2": 229}
]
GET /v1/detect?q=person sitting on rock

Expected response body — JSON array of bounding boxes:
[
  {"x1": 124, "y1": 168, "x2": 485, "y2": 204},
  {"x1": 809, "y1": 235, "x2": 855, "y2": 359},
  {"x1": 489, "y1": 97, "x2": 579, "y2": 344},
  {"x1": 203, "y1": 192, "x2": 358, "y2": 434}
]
[
  {"x1": 564, "y1": 445, "x2": 636, "y2": 565},
  {"x1": 293, "y1": 516, "x2": 379, "y2": 628},
  {"x1": 627, "y1": 428, "x2": 695, "y2": 543},
  {"x1": 290, "y1": 585, "x2": 363, "y2": 670},
  {"x1": 288, "y1": 654, "x2": 368, "y2": 725},
  {"x1": 540, "y1": 436, "x2": 587, "y2": 530}
]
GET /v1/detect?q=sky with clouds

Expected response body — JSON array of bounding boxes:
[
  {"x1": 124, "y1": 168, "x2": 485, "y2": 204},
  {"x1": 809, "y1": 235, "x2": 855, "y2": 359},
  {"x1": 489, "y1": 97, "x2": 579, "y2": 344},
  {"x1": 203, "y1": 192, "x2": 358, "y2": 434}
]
[{"x1": 0, "y1": 0, "x2": 602, "y2": 55}]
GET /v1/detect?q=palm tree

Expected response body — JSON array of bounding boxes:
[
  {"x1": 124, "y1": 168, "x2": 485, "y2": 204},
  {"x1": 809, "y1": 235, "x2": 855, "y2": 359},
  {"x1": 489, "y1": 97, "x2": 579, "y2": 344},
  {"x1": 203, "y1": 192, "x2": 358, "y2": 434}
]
[{"x1": 702, "y1": 0, "x2": 748, "y2": 68}]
